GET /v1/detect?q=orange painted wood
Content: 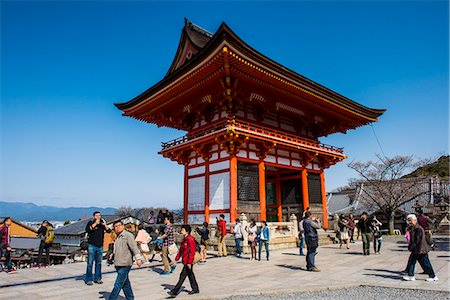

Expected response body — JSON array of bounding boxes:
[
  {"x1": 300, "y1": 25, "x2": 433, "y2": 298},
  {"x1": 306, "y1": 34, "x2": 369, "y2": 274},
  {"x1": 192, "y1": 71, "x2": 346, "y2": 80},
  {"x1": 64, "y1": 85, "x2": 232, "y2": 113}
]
[
  {"x1": 320, "y1": 171, "x2": 329, "y2": 229},
  {"x1": 205, "y1": 161, "x2": 210, "y2": 223},
  {"x1": 301, "y1": 169, "x2": 310, "y2": 212},
  {"x1": 184, "y1": 165, "x2": 189, "y2": 223},
  {"x1": 258, "y1": 161, "x2": 267, "y2": 221},
  {"x1": 276, "y1": 174, "x2": 282, "y2": 222},
  {"x1": 230, "y1": 156, "x2": 238, "y2": 223}
]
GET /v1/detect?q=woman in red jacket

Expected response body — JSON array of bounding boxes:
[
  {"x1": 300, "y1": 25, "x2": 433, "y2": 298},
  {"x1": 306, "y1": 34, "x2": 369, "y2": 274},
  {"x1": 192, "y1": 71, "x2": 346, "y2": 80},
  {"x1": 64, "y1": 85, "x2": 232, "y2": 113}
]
[{"x1": 168, "y1": 225, "x2": 199, "y2": 297}]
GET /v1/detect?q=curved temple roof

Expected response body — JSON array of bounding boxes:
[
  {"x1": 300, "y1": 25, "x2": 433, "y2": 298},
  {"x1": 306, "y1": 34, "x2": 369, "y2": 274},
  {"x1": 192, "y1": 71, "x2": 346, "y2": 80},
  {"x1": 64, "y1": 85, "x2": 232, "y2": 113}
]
[{"x1": 115, "y1": 20, "x2": 385, "y2": 133}]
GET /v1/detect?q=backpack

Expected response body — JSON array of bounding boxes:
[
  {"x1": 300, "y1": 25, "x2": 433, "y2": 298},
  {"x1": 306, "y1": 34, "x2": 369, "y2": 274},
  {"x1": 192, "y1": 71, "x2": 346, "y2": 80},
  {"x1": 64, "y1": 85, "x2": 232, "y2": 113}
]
[{"x1": 45, "y1": 225, "x2": 55, "y2": 244}]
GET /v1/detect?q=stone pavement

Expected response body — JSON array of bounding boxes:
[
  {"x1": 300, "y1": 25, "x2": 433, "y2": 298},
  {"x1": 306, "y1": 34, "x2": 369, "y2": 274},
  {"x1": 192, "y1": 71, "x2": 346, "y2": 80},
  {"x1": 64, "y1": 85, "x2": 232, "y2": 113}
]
[{"x1": 0, "y1": 236, "x2": 448, "y2": 300}]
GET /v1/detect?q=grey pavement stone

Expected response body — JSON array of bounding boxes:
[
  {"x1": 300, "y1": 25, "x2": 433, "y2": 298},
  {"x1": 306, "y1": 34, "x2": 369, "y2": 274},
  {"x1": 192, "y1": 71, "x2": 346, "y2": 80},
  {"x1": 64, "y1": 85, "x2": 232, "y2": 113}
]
[{"x1": 0, "y1": 236, "x2": 448, "y2": 300}]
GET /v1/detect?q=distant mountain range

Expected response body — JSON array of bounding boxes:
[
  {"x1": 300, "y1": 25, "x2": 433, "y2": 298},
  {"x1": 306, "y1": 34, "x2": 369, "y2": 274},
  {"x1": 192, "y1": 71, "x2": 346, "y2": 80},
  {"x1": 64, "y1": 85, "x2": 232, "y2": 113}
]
[{"x1": 0, "y1": 201, "x2": 117, "y2": 222}]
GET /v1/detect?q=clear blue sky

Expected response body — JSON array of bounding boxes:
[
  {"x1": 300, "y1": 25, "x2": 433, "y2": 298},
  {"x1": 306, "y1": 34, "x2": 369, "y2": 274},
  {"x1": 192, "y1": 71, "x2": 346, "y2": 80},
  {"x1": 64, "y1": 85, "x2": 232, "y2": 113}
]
[{"x1": 1, "y1": 1, "x2": 448, "y2": 209}]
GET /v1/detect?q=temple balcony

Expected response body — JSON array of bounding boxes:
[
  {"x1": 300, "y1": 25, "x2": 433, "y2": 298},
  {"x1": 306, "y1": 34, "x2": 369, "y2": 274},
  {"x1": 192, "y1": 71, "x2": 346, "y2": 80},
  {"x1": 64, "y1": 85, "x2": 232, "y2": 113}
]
[{"x1": 160, "y1": 118, "x2": 345, "y2": 158}]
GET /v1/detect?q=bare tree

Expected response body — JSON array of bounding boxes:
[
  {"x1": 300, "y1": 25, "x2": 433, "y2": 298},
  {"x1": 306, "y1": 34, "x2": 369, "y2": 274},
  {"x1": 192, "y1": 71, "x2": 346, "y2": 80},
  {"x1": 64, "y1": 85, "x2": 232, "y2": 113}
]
[
  {"x1": 115, "y1": 206, "x2": 135, "y2": 218},
  {"x1": 348, "y1": 154, "x2": 427, "y2": 234}
]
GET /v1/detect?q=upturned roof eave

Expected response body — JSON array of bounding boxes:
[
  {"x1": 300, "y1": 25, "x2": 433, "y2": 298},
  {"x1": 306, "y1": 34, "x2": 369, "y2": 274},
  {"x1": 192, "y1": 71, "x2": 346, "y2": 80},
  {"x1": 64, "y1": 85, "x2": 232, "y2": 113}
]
[{"x1": 115, "y1": 21, "x2": 385, "y2": 122}]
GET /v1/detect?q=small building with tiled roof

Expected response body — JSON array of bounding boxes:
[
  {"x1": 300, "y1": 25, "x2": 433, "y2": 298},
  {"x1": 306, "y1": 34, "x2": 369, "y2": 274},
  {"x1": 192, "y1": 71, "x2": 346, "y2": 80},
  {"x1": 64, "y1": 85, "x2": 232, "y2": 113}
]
[{"x1": 0, "y1": 217, "x2": 37, "y2": 238}]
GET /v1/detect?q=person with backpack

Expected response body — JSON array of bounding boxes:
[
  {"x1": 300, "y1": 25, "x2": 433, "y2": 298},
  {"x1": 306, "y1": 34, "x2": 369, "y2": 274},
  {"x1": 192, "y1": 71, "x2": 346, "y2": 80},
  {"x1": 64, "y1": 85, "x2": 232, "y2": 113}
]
[
  {"x1": 257, "y1": 221, "x2": 270, "y2": 261},
  {"x1": 195, "y1": 222, "x2": 209, "y2": 263},
  {"x1": 149, "y1": 226, "x2": 162, "y2": 263},
  {"x1": 233, "y1": 218, "x2": 243, "y2": 258},
  {"x1": 34, "y1": 220, "x2": 54, "y2": 268},
  {"x1": 0, "y1": 217, "x2": 16, "y2": 274},
  {"x1": 167, "y1": 225, "x2": 199, "y2": 297},
  {"x1": 84, "y1": 211, "x2": 111, "y2": 285}
]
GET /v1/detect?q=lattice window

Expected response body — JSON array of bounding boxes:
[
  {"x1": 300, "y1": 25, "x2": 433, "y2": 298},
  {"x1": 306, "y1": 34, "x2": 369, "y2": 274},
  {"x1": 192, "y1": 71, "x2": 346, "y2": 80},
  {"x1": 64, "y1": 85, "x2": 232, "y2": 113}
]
[{"x1": 308, "y1": 173, "x2": 322, "y2": 203}]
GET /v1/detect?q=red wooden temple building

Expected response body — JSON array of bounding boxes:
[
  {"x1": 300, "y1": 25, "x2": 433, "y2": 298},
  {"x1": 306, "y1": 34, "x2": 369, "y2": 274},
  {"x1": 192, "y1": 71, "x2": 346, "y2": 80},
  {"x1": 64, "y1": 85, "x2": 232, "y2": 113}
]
[{"x1": 115, "y1": 20, "x2": 385, "y2": 227}]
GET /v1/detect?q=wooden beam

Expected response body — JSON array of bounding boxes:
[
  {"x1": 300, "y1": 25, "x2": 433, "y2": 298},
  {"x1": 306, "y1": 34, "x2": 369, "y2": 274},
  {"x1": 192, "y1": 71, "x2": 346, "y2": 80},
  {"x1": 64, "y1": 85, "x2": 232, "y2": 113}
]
[
  {"x1": 320, "y1": 171, "x2": 329, "y2": 229},
  {"x1": 301, "y1": 169, "x2": 309, "y2": 212},
  {"x1": 230, "y1": 156, "x2": 238, "y2": 223},
  {"x1": 259, "y1": 161, "x2": 267, "y2": 221}
]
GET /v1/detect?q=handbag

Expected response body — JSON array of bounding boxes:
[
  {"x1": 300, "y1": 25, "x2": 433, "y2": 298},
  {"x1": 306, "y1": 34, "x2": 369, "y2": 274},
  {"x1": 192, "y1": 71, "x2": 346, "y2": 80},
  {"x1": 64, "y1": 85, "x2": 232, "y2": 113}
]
[
  {"x1": 248, "y1": 234, "x2": 255, "y2": 242},
  {"x1": 168, "y1": 243, "x2": 178, "y2": 255},
  {"x1": 215, "y1": 229, "x2": 221, "y2": 239},
  {"x1": 193, "y1": 251, "x2": 201, "y2": 264}
]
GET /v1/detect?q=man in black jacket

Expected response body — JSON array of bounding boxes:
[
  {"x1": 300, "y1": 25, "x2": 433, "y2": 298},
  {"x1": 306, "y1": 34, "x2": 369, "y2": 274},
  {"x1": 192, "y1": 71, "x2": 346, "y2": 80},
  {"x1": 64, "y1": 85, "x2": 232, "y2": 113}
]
[
  {"x1": 84, "y1": 211, "x2": 111, "y2": 285},
  {"x1": 356, "y1": 212, "x2": 372, "y2": 255},
  {"x1": 34, "y1": 220, "x2": 51, "y2": 268}
]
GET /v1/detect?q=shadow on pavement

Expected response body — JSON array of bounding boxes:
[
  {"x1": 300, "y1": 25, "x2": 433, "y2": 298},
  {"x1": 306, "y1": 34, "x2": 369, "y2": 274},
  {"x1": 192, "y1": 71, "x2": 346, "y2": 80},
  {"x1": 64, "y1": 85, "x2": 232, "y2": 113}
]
[
  {"x1": 0, "y1": 265, "x2": 155, "y2": 289},
  {"x1": 150, "y1": 266, "x2": 166, "y2": 274},
  {"x1": 337, "y1": 251, "x2": 364, "y2": 255},
  {"x1": 99, "y1": 291, "x2": 126, "y2": 299},
  {"x1": 282, "y1": 253, "x2": 301, "y2": 256},
  {"x1": 276, "y1": 264, "x2": 304, "y2": 271},
  {"x1": 362, "y1": 273, "x2": 400, "y2": 280},
  {"x1": 161, "y1": 283, "x2": 177, "y2": 290},
  {"x1": 365, "y1": 268, "x2": 403, "y2": 275}
]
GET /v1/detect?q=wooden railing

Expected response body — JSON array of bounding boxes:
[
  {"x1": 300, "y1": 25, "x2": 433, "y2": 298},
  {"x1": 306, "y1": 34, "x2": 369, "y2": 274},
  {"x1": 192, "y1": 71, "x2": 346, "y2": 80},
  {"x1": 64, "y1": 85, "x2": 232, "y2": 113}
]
[{"x1": 161, "y1": 118, "x2": 344, "y2": 155}]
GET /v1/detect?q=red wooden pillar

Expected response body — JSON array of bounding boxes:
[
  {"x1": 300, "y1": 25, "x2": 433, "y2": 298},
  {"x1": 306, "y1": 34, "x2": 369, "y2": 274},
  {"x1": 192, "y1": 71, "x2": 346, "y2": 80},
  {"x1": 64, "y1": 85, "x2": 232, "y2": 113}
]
[
  {"x1": 230, "y1": 156, "x2": 238, "y2": 224},
  {"x1": 184, "y1": 165, "x2": 189, "y2": 223},
  {"x1": 205, "y1": 161, "x2": 210, "y2": 223},
  {"x1": 320, "y1": 171, "x2": 329, "y2": 229},
  {"x1": 301, "y1": 169, "x2": 309, "y2": 212},
  {"x1": 258, "y1": 161, "x2": 267, "y2": 221}
]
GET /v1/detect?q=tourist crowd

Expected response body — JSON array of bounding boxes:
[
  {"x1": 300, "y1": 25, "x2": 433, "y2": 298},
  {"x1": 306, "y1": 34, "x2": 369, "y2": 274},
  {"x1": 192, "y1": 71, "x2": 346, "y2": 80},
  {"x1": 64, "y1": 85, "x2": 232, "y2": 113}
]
[{"x1": 0, "y1": 208, "x2": 440, "y2": 299}]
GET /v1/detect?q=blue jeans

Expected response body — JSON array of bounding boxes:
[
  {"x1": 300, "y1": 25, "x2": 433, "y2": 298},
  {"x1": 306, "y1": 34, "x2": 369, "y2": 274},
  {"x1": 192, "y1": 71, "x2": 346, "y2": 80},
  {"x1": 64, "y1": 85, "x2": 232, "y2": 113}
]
[
  {"x1": 408, "y1": 253, "x2": 435, "y2": 278},
  {"x1": 299, "y1": 236, "x2": 305, "y2": 255},
  {"x1": 374, "y1": 238, "x2": 382, "y2": 253},
  {"x1": 110, "y1": 266, "x2": 134, "y2": 300},
  {"x1": 235, "y1": 238, "x2": 242, "y2": 256},
  {"x1": 306, "y1": 246, "x2": 317, "y2": 270},
  {"x1": 85, "y1": 244, "x2": 103, "y2": 282},
  {"x1": 258, "y1": 240, "x2": 269, "y2": 260}
]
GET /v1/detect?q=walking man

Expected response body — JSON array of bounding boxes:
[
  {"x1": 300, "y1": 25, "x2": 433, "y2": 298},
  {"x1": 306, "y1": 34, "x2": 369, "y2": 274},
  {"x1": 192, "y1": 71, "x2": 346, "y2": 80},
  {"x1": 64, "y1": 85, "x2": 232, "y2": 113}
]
[
  {"x1": 356, "y1": 212, "x2": 372, "y2": 255},
  {"x1": 217, "y1": 214, "x2": 227, "y2": 257},
  {"x1": 233, "y1": 218, "x2": 243, "y2": 257},
  {"x1": 159, "y1": 216, "x2": 175, "y2": 276},
  {"x1": 403, "y1": 214, "x2": 438, "y2": 282},
  {"x1": 168, "y1": 225, "x2": 200, "y2": 297},
  {"x1": 303, "y1": 211, "x2": 321, "y2": 272},
  {"x1": 85, "y1": 211, "x2": 111, "y2": 285},
  {"x1": 109, "y1": 220, "x2": 143, "y2": 299},
  {"x1": 0, "y1": 217, "x2": 16, "y2": 274}
]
